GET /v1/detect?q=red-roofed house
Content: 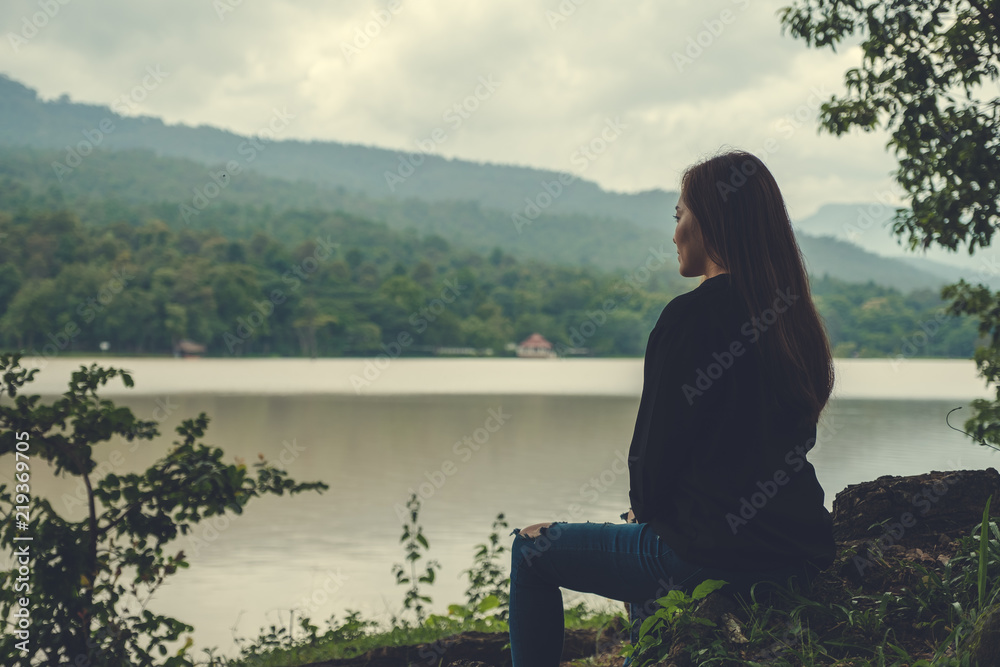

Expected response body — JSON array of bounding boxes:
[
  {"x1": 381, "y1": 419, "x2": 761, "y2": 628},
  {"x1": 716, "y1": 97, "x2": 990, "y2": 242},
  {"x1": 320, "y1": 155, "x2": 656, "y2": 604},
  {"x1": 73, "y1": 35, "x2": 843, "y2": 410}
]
[{"x1": 516, "y1": 333, "x2": 557, "y2": 358}]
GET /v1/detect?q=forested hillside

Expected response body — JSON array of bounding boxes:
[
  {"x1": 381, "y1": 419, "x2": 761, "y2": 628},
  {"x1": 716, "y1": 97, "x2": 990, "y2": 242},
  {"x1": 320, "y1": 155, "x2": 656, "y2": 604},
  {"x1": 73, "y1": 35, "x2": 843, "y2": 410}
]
[
  {"x1": 0, "y1": 194, "x2": 979, "y2": 359},
  {"x1": 0, "y1": 144, "x2": 954, "y2": 291},
  {"x1": 0, "y1": 74, "x2": 672, "y2": 227},
  {"x1": 0, "y1": 206, "x2": 685, "y2": 358},
  {"x1": 0, "y1": 74, "x2": 970, "y2": 291},
  {"x1": 0, "y1": 75, "x2": 982, "y2": 359}
]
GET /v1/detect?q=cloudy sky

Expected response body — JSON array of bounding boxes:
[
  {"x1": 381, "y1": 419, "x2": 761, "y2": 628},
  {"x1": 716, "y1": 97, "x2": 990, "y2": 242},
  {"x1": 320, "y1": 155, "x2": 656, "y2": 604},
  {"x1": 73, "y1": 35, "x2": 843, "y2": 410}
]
[{"x1": 1, "y1": 0, "x2": 900, "y2": 219}]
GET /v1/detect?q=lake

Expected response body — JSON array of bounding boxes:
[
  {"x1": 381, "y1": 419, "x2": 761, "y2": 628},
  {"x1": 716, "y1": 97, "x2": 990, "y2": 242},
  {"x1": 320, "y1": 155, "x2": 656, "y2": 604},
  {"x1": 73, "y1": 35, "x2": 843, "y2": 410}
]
[{"x1": 8, "y1": 356, "x2": 999, "y2": 657}]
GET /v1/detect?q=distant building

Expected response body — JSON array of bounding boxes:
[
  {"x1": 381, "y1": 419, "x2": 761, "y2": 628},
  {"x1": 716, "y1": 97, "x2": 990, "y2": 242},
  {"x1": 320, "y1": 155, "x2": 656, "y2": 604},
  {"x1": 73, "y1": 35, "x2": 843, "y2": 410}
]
[
  {"x1": 174, "y1": 340, "x2": 206, "y2": 358},
  {"x1": 434, "y1": 346, "x2": 478, "y2": 356},
  {"x1": 516, "y1": 333, "x2": 557, "y2": 358}
]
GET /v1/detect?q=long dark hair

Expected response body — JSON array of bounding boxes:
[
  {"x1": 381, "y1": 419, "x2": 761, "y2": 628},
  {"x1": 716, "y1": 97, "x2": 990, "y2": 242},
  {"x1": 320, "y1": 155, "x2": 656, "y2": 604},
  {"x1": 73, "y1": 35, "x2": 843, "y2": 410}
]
[{"x1": 681, "y1": 149, "x2": 834, "y2": 423}]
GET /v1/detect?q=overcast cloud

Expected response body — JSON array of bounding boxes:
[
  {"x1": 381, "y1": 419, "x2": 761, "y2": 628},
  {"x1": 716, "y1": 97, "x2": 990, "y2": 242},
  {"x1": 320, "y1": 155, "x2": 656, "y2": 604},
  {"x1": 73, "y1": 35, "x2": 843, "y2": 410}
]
[{"x1": 1, "y1": 0, "x2": 901, "y2": 218}]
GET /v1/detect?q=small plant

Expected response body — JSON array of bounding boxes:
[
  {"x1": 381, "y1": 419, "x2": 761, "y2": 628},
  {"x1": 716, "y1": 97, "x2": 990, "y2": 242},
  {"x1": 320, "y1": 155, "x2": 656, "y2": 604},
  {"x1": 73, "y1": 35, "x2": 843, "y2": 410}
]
[
  {"x1": 620, "y1": 578, "x2": 727, "y2": 666},
  {"x1": 460, "y1": 511, "x2": 510, "y2": 621},
  {"x1": 390, "y1": 492, "x2": 441, "y2": 626},
  {"x1": 976, "y1": 494, "x2": 995, "y2": 613}
]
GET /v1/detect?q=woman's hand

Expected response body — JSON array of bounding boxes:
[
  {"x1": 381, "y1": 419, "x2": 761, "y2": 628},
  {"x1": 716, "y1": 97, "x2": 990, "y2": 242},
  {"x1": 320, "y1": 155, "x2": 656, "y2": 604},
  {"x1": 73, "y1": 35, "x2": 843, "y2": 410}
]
[
  {"x1": 620, "y1": 508, "x2": 636, "y2": 523},
  {"x1": 518, "y1": 522, "x2": 554, "y2": 539}
]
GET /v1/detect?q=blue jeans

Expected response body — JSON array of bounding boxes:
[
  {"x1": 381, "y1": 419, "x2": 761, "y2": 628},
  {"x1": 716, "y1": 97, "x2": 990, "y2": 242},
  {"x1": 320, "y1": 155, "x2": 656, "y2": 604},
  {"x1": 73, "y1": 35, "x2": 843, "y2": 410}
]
[{"x1": 508, "y1": 520, "x2": 815, "y2": 667}]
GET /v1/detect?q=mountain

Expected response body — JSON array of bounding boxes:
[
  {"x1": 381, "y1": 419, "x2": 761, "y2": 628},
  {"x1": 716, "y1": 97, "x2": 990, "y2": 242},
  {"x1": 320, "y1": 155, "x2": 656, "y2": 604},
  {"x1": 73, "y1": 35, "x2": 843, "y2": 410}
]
[
  {"x1": 0, "y1": 73, "x2": 677, "y2": 228},
  {"x1": 794, "y1": 203, "x2": 994, "y2": 287},
  {"x1": 0, "y1": 73, "x2": 973, "y2": 293},
  {"x1": 795, "y1": 234, "x2": 954, "y2": 292}
]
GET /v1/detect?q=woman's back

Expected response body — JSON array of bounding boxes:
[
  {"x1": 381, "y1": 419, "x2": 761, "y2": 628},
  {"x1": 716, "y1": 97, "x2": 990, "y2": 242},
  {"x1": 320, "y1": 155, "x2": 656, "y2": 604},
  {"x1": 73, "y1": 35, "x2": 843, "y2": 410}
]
[
  {"x1": 508, "y1": 149, "x2": 836, "y2": 666},
  {"x1": 628, "y1": 272, "x2": 835, "y2": 572}
]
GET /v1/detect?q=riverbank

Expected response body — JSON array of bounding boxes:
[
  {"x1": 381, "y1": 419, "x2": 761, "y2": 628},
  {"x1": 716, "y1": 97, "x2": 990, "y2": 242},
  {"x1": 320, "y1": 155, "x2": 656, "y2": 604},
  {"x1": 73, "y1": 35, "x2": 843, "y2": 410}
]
[
  {"x1": 229, "y1": 468, "x2": 1000, "y2": 666},
  {"x1": 15, "y1": 357, "x2": 992, "y2": 400}
]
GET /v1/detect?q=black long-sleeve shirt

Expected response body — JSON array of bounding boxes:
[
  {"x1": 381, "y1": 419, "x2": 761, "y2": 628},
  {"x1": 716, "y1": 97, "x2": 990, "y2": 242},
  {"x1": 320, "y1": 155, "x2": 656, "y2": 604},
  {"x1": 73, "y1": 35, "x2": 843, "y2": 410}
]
[{"x1": 627, "y1": 273, "x2": 836, "y2": 572}]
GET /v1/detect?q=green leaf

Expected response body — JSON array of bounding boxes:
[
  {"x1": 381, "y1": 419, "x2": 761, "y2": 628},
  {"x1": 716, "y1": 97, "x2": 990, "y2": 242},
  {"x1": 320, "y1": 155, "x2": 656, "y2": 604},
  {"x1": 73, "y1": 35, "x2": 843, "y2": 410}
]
[
  {"x1": 979, "y1": 494, "x2": 993, "y2": 610},
  {"x1": 656, "y1": 589, "x2": 686, "y2": 606},
  {"x1": 477, "y1": 595, "x2": 500, "y2": 612},
  {"x1": 638, "y1": 614, "x2": 660, "y2": 638},
  {"x1": 691, "y1": 578, "x2": 728, "y2": 600}
]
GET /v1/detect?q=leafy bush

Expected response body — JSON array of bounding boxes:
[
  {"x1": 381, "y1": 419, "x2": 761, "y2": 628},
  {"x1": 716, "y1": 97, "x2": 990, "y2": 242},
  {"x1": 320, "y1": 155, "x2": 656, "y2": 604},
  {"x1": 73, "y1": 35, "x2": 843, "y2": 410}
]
[{"x1": 0, "y1": 353, "x2": 328, "y2": 665}]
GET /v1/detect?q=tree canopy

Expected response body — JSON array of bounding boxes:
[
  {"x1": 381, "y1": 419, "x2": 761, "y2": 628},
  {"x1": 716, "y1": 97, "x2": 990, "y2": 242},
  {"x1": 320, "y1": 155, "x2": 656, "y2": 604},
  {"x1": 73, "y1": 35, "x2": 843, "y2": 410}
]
[
  {"x1": 780, "y1": 0, "x2": 999, "y2": 253},
  {"x1": 780, "y1": 0, "x2": 1000, "y2": 445}
]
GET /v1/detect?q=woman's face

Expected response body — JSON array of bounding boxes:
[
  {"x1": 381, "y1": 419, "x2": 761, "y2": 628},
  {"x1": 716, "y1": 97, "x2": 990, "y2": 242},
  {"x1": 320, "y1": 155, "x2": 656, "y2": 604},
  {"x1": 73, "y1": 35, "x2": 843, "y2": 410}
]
[{"x1": 672, "y1": 196, "x2": 712, "y2": 278}]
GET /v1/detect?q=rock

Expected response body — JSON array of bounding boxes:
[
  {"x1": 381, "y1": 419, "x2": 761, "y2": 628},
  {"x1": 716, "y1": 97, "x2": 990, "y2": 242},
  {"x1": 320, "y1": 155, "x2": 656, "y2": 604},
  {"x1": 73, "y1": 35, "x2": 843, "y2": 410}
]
[
  {"x1": 832, "y1": 468, "x2": 1000, "y2": 545},
  {"x1": 830, "y1": 468, "x2": 1000, "y2": 589}
]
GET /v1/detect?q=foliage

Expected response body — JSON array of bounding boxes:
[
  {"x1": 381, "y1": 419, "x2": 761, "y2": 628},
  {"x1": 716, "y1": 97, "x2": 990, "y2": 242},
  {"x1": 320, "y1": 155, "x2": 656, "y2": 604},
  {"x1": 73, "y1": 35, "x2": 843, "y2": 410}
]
[
  {"x1": 0, "y1": 203, "x2": 677, "y2": 359},
  {"x1": 459, "y1": 511, "x2": 510, "y2": 622},
  {"x1": 778, "y1": 0, "x2": 1000, "y2": 445},
  {"x1": 602, "y1": 495, "x2": 1000, "y2": 666},
  {"x1": 812, "y1": 275, "x2": 980, "y2": 357},
  {"x1": 0, "y1": 204, "x2": 979, "y2": 361},
  {"x1": 0, "y1": 138, "x2": 683, "y2": 278},
  {"x1": 977, "y1": 495, "x2": 993, "y2": 612},
  {"x1": 0, "y1": 353, "x2": 328, "y2": 665},
  {"x1": 619, "y1": 578, "x2": 728, "y2": 666},
  {"x1": 211, "y1": 504, "x2": 627, "y2": 667},
  {"x1": 207, "y1": 499, "x2": 1000, "y2": 667},
  {"x1": 779, "y1": 0, "x2": 999, "y2": 254},
  {"x1": 390, "y1": 492, "x2": 441, "y2": 626}
]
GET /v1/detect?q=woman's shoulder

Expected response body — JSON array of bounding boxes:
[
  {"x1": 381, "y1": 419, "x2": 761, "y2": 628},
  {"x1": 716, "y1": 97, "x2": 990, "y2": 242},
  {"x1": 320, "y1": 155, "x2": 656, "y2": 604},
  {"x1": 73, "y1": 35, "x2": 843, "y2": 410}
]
[{"x1": 657, "y1": 274, "x2": 740, "y2": 323}]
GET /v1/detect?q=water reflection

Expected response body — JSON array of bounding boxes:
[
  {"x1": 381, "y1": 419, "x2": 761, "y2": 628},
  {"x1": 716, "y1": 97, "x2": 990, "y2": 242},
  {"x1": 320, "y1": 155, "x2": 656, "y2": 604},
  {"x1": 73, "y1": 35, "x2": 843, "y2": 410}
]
[{"x1": 8, "y1": 358, "x2": 998, "y2": 656}]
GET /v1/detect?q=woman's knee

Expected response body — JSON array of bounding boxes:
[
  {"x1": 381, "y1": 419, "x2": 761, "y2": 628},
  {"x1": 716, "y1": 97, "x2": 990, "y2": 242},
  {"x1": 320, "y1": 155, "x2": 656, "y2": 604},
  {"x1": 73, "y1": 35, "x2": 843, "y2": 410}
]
[{"x1": 509, "y1": 521, "x2": 569, "y2": 571}]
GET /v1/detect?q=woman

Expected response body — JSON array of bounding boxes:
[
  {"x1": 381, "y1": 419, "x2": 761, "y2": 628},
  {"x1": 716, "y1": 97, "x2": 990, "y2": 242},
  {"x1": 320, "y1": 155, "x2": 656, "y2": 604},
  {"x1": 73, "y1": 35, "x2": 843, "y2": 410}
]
[{"x1": 507, "y1": 149, "x2": 836, "y2": 666}]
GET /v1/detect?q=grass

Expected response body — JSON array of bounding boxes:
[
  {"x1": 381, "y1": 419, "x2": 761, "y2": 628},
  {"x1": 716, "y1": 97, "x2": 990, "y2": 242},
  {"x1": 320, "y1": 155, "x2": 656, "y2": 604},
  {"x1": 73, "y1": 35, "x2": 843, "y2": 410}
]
[
  {"x1": 607, "y1": 500, "x2": 1000, "y2": 667},
  {"x1": 197, "y1": 600, "x2": 621, "y2": 666},
  {"x1": 193, "y1": 494, "x2": 1000, "y2": 667}
]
